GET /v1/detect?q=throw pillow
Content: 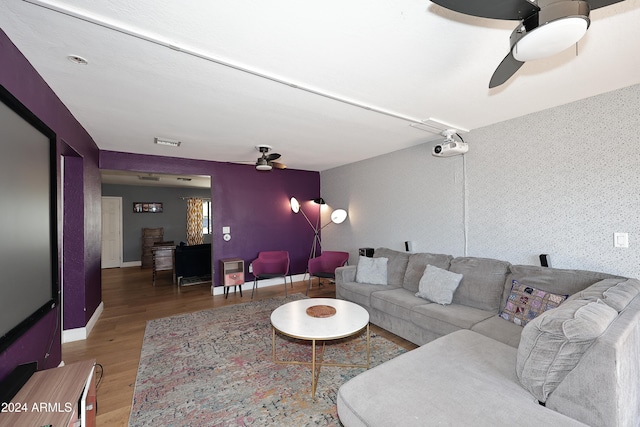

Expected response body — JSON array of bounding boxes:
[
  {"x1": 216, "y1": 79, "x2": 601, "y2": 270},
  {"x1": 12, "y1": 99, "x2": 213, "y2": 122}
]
[
  {"x1": 566, "y1": 278, "x2": 640, "y2": 312},
  {"x1": 516, "y1": 299, "x2": 618, "y2": 403},
  {"x1": 355, "y1": 256, "x2": 388, "y2": 285},
  {"x1": 603, "y1": 279, "x2": 640, "y2": 312},
  {"x1": 500, "y1": 280, "x2": 567, "y2": 326},
  {"x1": 415, "y1": 264, "x2": 463, "y2": 305},
  {"x1": 373, "y1": 248, "x2": 409, "y2": 286}
]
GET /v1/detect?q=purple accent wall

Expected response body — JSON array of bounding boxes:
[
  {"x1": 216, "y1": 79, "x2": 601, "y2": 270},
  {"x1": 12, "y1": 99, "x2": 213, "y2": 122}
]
[
  {"x1": 100, "y1": 151, "x2": 321, "y2": 285},
  {"x1": 63, "y1": 156, "x2": 86, "y2": 329},
  {"x1": 0, "y1": 29, "x2": 102, "y2": 381},
  {"x1": 0, "y1": 24, "x2": 319, "y2": 382}
]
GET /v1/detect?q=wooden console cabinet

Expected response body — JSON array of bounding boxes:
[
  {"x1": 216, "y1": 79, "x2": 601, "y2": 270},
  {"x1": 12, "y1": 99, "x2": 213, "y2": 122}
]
[
  {"x1": 141, "y1": 227, "x2": 164, "y2": 268},
  {"x1": 0, "y1": 359, "x2": 96, "y2": 427}
]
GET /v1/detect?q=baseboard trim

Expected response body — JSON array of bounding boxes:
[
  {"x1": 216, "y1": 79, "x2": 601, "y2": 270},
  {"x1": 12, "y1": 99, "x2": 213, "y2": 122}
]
[
  {"x1": 121, "y1": 260, "x2": 142, "y2": 268},
  {"x1": 210, "y1": 273, "x2": 307, "y2": 295},
  {"x1": 62, "y1": 301, "x2": 104, "y2": 343}
]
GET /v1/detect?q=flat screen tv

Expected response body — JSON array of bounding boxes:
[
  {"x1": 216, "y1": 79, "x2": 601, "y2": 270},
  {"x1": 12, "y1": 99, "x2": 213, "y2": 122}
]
[{"x1": 0, "y1": 84, "x2": 58, "y2": 354}]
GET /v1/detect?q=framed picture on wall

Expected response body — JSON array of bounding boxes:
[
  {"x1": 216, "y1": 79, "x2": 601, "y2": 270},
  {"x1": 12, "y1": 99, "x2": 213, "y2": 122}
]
[{"x1": 133, "y1": 202, "x2": 163, "y2": 213}]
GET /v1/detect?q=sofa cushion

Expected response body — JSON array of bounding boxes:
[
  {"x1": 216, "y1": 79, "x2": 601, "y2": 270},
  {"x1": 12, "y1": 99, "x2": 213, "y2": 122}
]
[
  {"x1": 502, "y1": 265, "x2": 622, "y2": 313},
  {"x1": 471, "y1": 316, "x2": 523, "y2": 348},
  {"x1": 567, "y1": 278, "x2": 640, "y2": 312},
  {"x1": 517, "y1": 299, "x2": 618, "y2": 403},
  {"x1": 449, "y1": 257, "x2": 511, "y2": 312},
  {"x1": 415, "y1": 264, "x2": 463, "y2": 305},
  {"x1": 410, "y1": 303, "x2": 494, "y2": 337},
  {"x1": 337, "y1": 281, "x2": 399, "y2": 308},
  {"x1": 337, "y1": 330, "x2": 588, "y2": 427},
  {"x1": 500, "y1": 280, "x2": 568, "y2": 326},
  {"x1": 402, "y1": 252, "x2": 453, "y2": 292},
  {"x1": 355, "y1": 255, "x2": 388, "y2": 285},
  {"x1": 374, "y1": 248, "x2": 409, "y2": 286},
  {"x1": 370, "y1": 288, "x2": 431, "y2": 320}
]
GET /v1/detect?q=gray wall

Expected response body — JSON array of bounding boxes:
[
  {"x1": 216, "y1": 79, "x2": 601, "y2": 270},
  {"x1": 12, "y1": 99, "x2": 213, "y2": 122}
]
[
  {"x1": 102, "y1": 184, "x2": 211, "y2": 262},
  {"x1": 321, "y1": 83, "x2": 640, "y2": 278}
]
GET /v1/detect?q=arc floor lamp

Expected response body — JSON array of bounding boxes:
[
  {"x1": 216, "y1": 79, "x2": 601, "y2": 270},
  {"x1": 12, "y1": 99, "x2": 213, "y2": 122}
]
[{"x1": 290, "y1": 197, "x2": 348, "y2": 261}]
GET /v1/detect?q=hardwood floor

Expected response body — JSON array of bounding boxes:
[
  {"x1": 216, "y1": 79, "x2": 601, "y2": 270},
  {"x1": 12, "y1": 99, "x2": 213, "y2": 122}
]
[{"x1": 62, "y1": 267, "x2": 417, "y2": 426}]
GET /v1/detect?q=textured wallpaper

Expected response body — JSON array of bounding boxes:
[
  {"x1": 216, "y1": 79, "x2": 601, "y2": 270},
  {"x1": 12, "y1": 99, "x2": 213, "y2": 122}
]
[
  {"x1": 467, "y1": 84, "x2": 639, "y2": 277},
  {"x1": 321, "y1": 142, "x2": 466, "y2": 262},
  {"x1": 321, "y1": 83, "x2": 639, "y2": 278}
]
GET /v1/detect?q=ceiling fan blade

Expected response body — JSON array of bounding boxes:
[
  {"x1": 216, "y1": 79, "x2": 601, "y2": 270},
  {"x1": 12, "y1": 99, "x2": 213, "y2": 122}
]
[
  {"x1": 588, "y1": 0, "x2": 624, "y2": 9},
  {"x1": 270, "y1": 161, "x2": 287, "y2": 170},
  {"x1": 431, "y1": 0, "x2": 539, "y2": 20},
  {"x1": 489, "y1": 52, "x2": 525, "y2": 88},
  {"x1": 266, "y1": 153, "x2": 281, "y2": 161}
]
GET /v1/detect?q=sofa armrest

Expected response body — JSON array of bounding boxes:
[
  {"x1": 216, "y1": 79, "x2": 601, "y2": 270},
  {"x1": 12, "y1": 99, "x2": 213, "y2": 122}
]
[{"x1": 336, "y1": 265, "x2": 357, "y2": 284}]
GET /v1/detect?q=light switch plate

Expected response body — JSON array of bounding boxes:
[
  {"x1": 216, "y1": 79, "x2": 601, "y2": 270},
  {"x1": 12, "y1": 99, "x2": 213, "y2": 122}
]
[
  {"x1": 222, "y1": 226, "x2": 231, "y2": 234},
  {"x1": 614, "y1": 232, "x2": 629, "y2": 248}
]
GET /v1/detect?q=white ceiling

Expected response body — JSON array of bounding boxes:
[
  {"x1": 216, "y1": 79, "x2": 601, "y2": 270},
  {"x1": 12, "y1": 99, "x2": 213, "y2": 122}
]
[{"x1": 1, "y1": 0, "x2": 638, "y2": 171}]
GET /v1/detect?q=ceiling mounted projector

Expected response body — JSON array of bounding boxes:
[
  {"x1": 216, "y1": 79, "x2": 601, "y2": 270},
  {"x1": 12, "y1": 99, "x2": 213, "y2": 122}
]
[{"x1": 432, "y1": 130, "x2": 468, "y2": 157}]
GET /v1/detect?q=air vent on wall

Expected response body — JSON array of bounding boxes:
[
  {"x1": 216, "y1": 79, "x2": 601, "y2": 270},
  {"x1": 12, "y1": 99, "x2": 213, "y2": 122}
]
[{"x1": 154, "y1": 137, "x2": 181, "y2": 147}]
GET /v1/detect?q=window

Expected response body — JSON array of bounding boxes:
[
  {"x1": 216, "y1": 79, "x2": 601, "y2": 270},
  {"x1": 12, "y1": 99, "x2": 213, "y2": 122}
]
[{"x1": 202, "y1": 200, "x2": 212, "y2": 235}]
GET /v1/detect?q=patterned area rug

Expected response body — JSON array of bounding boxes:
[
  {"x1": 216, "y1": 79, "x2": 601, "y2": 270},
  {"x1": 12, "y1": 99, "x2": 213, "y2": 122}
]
[{"x1": 129, "y1": 294, "x2": 407, "y2": 426}]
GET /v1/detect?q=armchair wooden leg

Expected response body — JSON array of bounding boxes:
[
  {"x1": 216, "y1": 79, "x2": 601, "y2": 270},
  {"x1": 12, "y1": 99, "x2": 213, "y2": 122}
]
[{"x1": 251, "y1": 278, "x2": 257, "y2": 299}]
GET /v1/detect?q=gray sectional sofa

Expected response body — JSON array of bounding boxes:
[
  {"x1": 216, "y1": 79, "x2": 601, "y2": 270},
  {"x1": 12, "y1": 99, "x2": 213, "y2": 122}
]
[{"x1": 335, "y1": 248, "x2": 640, "y2": 426}]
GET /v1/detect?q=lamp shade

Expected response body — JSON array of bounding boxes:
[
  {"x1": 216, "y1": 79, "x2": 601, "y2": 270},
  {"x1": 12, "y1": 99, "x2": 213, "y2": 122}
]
[
  {"x1": 330, "y1": 209, "x2": 348, "y2": 224},
  {"x1": 290, "y1": 197, "x2": 300, "y2": 213}
]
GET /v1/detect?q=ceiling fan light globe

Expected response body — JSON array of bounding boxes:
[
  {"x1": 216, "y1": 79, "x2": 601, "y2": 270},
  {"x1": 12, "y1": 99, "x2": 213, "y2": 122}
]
[
  {"x1": 256, "y1": 156, "x2": 272, "y2": 171},
  {"x1": 513, "y1": 16, "x2": 588, "y2": 61}
]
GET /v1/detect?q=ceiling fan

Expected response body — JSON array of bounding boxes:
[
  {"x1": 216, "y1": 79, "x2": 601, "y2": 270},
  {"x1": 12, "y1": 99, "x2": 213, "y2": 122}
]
[
  {"x1": 253, "y1": 145, "x2": 286, "y2": 171},
  {"x1": 430, "y1": 0, "x2": 625, "y2": 87}
]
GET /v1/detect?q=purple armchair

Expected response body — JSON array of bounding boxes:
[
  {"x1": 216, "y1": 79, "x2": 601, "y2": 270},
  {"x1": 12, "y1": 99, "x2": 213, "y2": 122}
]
[
  {"x1": 307, "y1": 251, "x2": 349, "y2": 295},
  {"x1": 251, "y1": 251, "x2": 292, "y2": 298}
]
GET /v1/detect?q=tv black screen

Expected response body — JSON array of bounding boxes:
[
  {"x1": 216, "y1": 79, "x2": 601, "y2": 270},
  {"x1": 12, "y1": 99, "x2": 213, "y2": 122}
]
[{"x1": 0, "y1": 85, "x2": 58, "y2": 354}]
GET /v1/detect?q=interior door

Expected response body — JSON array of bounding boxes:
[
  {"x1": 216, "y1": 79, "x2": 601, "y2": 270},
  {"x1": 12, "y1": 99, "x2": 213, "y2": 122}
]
[{"x1": 101, "y1": 196, "x2": 122, "y2": 269}]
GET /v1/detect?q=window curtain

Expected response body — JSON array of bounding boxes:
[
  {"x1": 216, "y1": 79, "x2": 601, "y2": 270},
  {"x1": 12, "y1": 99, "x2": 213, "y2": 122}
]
[{"x1": 186, "y1": 198, "x2": 204, "y2": 246}]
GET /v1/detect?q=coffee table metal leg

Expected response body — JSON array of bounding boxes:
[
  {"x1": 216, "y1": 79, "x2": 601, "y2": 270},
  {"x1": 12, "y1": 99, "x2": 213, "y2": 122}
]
[
  {"x1": 366, "y1": 323, "x2": 370, "y2": 367},
  {"x1": 311, "y1": 339, "x2": 316, "y2": 397},
  {"x1": 272, "y1": 326, "x2": 369, "y2": 398},
  {"x1": 272, "y1": 327, "x2": 276, "y2": 362},
  {"x1": 311, "y1": 340, "x2": 327, "y2": 398}
]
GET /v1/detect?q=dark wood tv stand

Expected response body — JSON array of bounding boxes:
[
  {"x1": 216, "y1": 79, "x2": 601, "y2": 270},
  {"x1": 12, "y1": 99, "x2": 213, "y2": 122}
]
[{"x1": 0, "y1": 359, "x2": 96, "y2": 427}]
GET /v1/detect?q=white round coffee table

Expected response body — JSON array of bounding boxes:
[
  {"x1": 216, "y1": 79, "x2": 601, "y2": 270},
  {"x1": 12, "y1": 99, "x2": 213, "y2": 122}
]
[{"x1": 271, "y1": 298, "x2": 370, "y2": 397}]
